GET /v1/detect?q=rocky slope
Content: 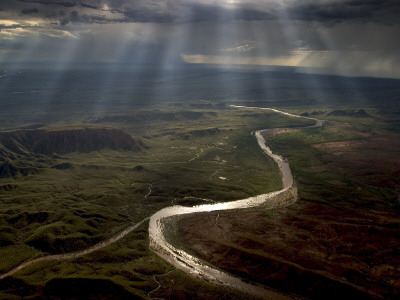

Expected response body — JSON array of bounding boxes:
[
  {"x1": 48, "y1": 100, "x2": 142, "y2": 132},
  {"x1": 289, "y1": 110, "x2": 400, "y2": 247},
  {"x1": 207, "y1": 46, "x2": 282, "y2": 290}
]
[
  {"x1": 0, "y1": 128, "x2": 144, "y2": 155},
  {"x1": 0, "y1": 127, "x2": 144, "y2": 177}
]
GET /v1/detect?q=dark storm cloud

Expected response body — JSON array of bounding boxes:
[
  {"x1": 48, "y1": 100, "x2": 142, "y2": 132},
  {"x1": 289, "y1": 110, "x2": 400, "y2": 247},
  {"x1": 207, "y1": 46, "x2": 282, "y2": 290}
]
[
  {"x1": 18, "y1": 0, "x2": 76, "y2": 8},
  {"x1": 0, "y1": 0, "x2": 398, "y2": 25},
  {"x1": 121, "y1": 3, "x2": 275, "y2": 24},
  {"x1": 287, "y1": 0, "x2": 400, "y2": 24},
  {"x1": 178, "y1": 3, "x2": 276, "y2": 23},
  {"x1": 1, "y1": 0, "x2": 400, "y2": 78},
  {"x1": 79, "y1": 3, "x2": 97, "y2": 10},
  {"x1": 21, "y1": 7, "x2": 39, "y2": 14},
  {"x1": 0, "y1": 24, "x2": 25, "y2": 30},
  {"x1": 118, "y1": 0, "x2": 400, "y2": 24}
]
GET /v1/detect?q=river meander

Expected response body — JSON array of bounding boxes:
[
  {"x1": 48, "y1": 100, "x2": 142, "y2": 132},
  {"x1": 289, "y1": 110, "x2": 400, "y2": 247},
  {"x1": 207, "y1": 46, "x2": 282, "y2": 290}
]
[{"x1": 149, "y1": 106, "x2": 323, "y2": 299}]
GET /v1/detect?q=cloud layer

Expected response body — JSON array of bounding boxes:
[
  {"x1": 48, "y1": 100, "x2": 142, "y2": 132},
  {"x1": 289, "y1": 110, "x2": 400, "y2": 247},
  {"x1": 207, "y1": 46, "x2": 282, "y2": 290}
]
[
  {"x1": 2, "y1": 0, "x2": 400, "y2": 25},
  {"x1": 1, "y1": 0, "x2": 400, "y2": 78}
]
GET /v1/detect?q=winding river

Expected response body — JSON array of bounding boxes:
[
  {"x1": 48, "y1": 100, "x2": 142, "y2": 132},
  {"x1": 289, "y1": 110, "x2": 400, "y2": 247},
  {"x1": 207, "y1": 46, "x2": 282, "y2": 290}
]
[
  {"x1": 148, "y1": 106, "x2": 323, "y2": 299},
  {"x1": 0, "y1": 106, "x2": 323, "y2": 299}
]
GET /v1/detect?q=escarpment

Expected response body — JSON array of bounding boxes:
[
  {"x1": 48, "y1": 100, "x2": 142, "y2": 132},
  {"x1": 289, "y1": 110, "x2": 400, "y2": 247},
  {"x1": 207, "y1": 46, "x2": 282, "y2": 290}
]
[
  {"x1": 0, "y1": 127, "x2": 144, "y2": 178},
  {"x1": 0, "y1": 128, "x2": 144, "y2": 155}
]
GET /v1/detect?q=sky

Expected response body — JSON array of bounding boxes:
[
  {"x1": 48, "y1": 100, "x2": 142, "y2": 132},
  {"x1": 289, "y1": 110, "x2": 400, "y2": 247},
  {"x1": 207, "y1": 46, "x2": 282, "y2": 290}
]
[{"x1": 1, "y1": 0, "x2": 400, "y2": 78}]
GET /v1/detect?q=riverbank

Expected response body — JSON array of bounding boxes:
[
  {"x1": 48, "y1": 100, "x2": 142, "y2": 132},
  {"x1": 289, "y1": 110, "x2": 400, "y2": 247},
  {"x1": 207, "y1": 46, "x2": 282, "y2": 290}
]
[{"x1": 149, "y1": 106, "x2": 322, "y2": 298}]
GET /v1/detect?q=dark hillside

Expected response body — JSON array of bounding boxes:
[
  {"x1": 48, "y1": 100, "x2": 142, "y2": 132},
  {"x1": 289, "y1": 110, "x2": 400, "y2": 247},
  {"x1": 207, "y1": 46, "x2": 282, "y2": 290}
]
[{"x1": 0, "y1": 128, "x2": 144, "y2": 155}]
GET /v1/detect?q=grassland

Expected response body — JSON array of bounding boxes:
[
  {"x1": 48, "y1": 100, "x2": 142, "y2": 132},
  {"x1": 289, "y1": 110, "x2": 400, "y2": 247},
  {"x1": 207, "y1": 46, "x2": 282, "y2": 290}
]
[
  {"x1": 1, "y1": 65, "x2": 400, "y2": 299},
  {"x1": 175, "y1": 110, "x2": 400, "y2": 299},
  {"x1": 0, "y1": 103, "x2": 314, "y2": 299}
]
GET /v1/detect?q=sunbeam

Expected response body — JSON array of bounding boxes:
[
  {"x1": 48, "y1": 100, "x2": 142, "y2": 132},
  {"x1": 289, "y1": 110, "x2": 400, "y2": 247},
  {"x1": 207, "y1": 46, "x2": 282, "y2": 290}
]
[{"x1": 1, "y1": 1, "x2": 400, "y2": 300}]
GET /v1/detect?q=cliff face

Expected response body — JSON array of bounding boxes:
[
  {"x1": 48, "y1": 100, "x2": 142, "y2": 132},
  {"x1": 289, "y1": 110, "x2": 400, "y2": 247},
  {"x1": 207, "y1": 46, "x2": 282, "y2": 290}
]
[
  {"x1": 0, "y1": 127, "x2": 144, "y2": 178},
  {"x1": 0, "y1": 163, "x2": 37, "y2": 178},
  {"x1": 0, "y1": 128, "x2": 144, "y2": 155}
]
